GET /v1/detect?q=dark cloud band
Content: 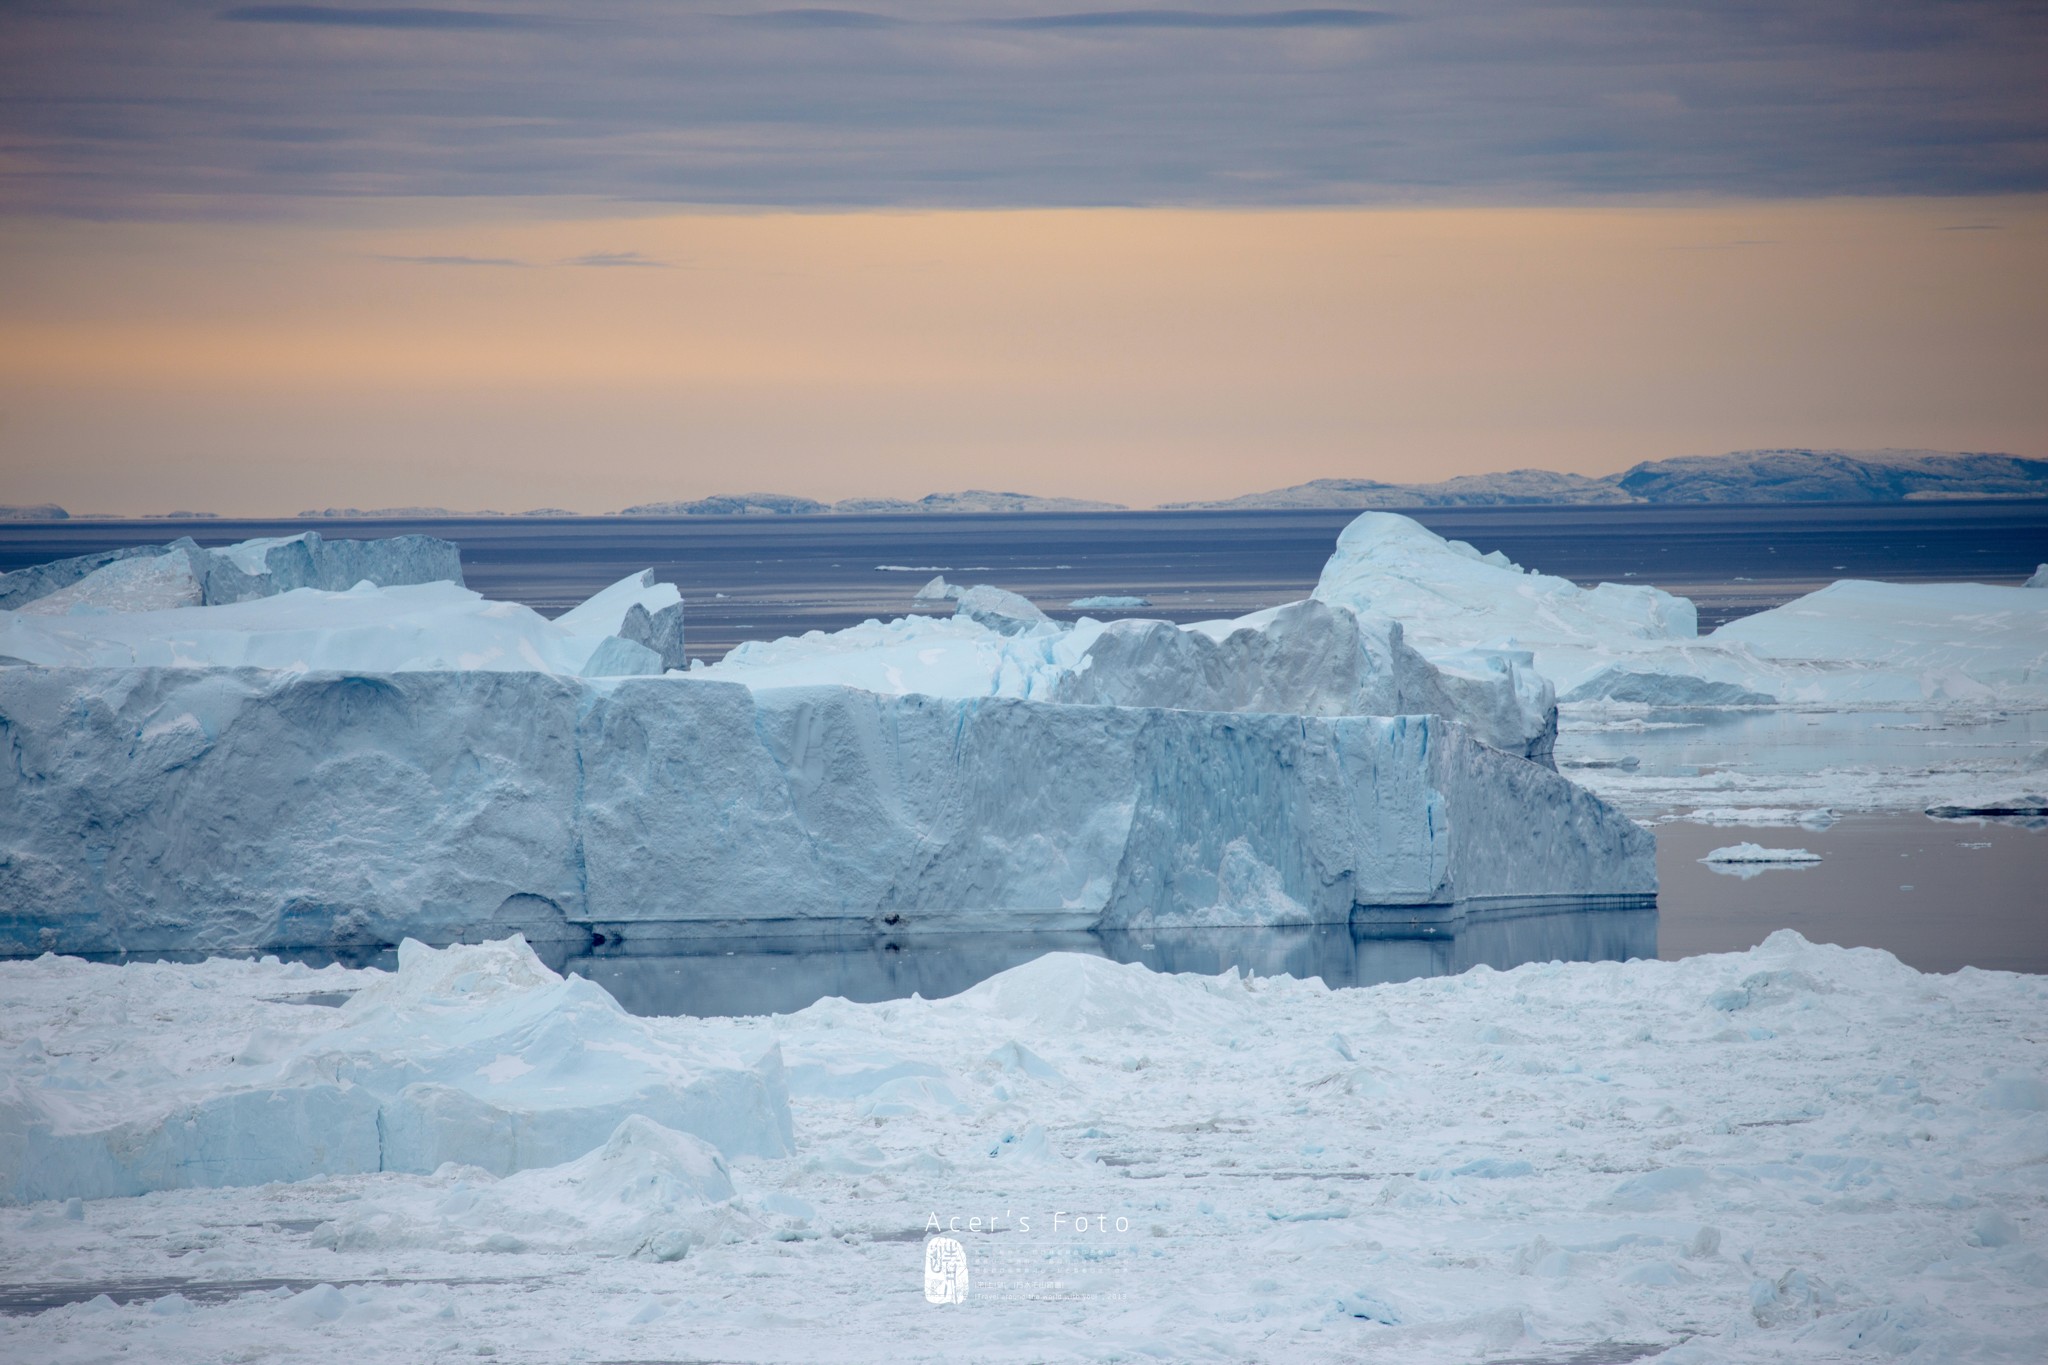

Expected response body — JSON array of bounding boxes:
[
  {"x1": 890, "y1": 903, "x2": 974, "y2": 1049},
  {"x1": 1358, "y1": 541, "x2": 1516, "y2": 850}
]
[
  {"x1": 4, "y1": 1, "x2": 2043, "y2": 213},
  {"x1": 735, "y1": 7, "x2": 1397, "y2": 29},
  {"x1": 221, "y1": 6, "x2": 562, "y2": 30},
  {"x1": 994, "y1": 9, "x2": 1398, "y2": 30}
]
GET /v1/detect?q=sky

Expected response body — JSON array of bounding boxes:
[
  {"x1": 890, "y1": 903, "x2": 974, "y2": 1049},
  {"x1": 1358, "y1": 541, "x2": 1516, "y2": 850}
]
[{"x1": 2, "y1": 2, "x2": 2045, "y2": 513}]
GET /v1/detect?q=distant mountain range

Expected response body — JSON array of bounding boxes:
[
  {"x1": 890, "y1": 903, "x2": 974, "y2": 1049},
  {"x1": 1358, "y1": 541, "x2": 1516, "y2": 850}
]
[
  {"x1": 1162, "y1": 450, "x2": 2048, "y2": 510},
  {"x1": 295, "y1": 506, "x2": 580, "y2": 519},
  {"x1": 603, "y1": 449, "x2": 2048, "y2": 514},
  {"x1": 10, "y1": 450, "x2": 2044, "y2": 522},
  {"x1": 1157, "y1": 469, "x2": 1632, "y2": 510}
]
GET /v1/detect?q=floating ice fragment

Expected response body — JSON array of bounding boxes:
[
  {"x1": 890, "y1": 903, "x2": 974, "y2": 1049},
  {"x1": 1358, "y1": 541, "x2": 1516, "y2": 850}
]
[{"x1": 1702, "y1": 843, "x2": 1822, "y2": 864}]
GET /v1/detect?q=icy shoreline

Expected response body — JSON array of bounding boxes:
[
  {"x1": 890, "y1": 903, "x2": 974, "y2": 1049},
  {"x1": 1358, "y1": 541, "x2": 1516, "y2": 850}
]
[{"x1": 3, "y1": 932, "x2": 2044, "y2": 1362}]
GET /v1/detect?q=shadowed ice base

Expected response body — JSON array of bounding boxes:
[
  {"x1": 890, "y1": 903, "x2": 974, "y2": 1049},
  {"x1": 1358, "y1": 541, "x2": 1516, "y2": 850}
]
[{"x1": 99, "y1": 900, "x2": 1654, "y2": 1018}]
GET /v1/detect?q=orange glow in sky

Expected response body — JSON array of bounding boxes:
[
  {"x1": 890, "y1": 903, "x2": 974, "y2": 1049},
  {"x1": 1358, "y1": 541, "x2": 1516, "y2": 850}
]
[{"x1": 3, "y1": 198, "x2": 2044, "y2": 514}]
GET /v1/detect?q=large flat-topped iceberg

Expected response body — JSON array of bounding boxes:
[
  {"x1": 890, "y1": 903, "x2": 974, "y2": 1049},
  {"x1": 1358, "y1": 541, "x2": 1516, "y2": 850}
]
[
  {"x1": 1313, "y1": 511, "x2": 2048, "y2": 705},
  {"x1": 0, "y1": 570, "x2": 680, "y2": 677},
  {"x1": 0, "y1": 668, "x2": 1652, "y2": 956},
  {"x1": 1709, "y1": 579, "x2": 2048, "y2": 695}
]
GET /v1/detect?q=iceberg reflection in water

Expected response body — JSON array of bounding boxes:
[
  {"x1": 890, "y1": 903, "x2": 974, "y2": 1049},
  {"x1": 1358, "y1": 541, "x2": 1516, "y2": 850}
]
[
  {"x1": 556, "y1": 901, "x2": 1657, "y2": 1018},
  {"x1": 38, "y1": 902, "x2": 1658, "y2": 1016}
]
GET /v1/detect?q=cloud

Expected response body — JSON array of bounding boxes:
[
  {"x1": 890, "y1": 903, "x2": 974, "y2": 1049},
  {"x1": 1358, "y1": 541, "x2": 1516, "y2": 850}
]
[
  {"x1": 220, "y1": 6, "x2": 563, "y2": 30},
  {"x1": 376, "y1": 250, "x2": 670, "y2": 266},
  {"x1": 734, "y1": 9, "x2": 907, "y2": 29},
  {"x1": 736, "y1": 7, "x2": 1398, "y2": 30},
  {"x1": 6, "y1": 0, "x2": 2046, "y2": 213},
  {"x1": 992, "y1": 9, "x2": 1398, "y2": 31},
  {"x1": 377, "y1": 253, "x2": 530, "y2": 265},
  {"x1": 564, "y1": 250, "x2": 669, "y2": 267}
]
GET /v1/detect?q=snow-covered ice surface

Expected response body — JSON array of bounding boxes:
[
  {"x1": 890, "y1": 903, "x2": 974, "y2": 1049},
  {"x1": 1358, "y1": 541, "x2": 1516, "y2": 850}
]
[
  {"x1": 0, "y1": 570, "x2": 678, "y2": 676},
  {"x1": 0, "y1": 531, "x2": 464, "y2": 613},
  {"x1": 1699, "y1": 845, "x2": 1822, "y2": 880},
  {"x1": 700, "y1": 595, "x2": 1557, "y2": 761},
  {"x1": 1701, "y1": 845, "x2": 1823, "y2": 864},
  {"x1": 1667, "y1": 808, "x2": 1839, "y2": 829},
  {"x1": 699, "y1": 607, "x2": 1104, "y2": 700},
  {"x1": 4, "y1": 932, "x2": 2045, "y2": 1363},
  {"x1": 1313, "y1": 513, "x2": 2048, "y2": 708},
  {"x1": 0, "y1": 938, "x2": 791, "y2": 1205},
  {"x1": 14, "y1": 551, "x2": 205, "y2": 616},
  {"x1": 1695, "y1": 843, "x2": 1826, "y2": 863},
  {"x1": 1314, "y1": 512, "x2": 1699, "y2": 692}
]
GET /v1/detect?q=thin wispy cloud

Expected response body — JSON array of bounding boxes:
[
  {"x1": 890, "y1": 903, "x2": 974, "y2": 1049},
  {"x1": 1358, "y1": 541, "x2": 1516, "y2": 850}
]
[
  {"x1": 220, "y1": 5, "x2": 564, "y2": 30},
  {"x1": 564, "y1": 250, "x2": 669, "y2": 268},
  {"x1": 376, "y1": 253, "x2": 530, "y2": 265},
  {"x1": 734, "y1": 8, "x2": 906, "y2": 29},
  {"x1": 734, "y1": 7, "x2": 1396, "y2": 30},
  {"x1": 992, "y1": 9, "x2": 1398, "y2": 30}
]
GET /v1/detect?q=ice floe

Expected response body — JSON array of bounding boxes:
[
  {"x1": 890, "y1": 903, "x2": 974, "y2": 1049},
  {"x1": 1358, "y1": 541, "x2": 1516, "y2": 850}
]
[
  {"x1": 3, "y1": 931, "x2": 2044, "y2": 1362},
  {"x1": 0, "y1": 937, "x2": 791, "y2": 1204},
  {"x1": 0, "y1": 568, "x2": 678, "y2": 676},
  {"x1": 1701, "y1": 843, "x2": 1823, "y2": 865}
]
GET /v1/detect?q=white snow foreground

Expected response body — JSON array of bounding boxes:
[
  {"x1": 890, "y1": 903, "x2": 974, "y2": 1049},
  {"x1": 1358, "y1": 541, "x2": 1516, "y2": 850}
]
[
  {"x1": 4, "y1": 932, "x2": 2046, "y2": 1363},
  {"x1": 0, "y1": 668, "x2": 1651, "y2": 955},
  {"x1": 0, "y1": 937, "x2": 791, "y2": 1205},
  {"x1": 703, "y1": 595, "x2": 1558, "y2": 762},
  {"x1": 1313, "y1": 512, "x2": 2048, "y2": 706},
  {"x1": 0, "y1": 567, "x2": 681, "y2": 677}
]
